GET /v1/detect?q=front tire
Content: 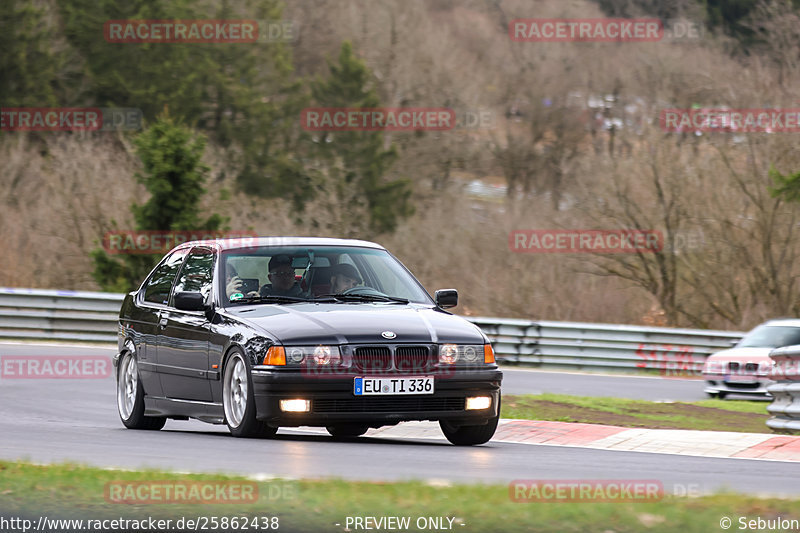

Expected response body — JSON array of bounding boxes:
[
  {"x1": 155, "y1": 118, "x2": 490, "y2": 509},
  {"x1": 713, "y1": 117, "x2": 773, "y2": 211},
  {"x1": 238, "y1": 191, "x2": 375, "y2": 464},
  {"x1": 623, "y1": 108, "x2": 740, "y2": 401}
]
[
  {"x1": 439, "y1": 396, "x2": 500, "y2": 446},
  {"x1": 117, "y1": 351, "x2": 166, "y2": 430},
  {"x1": 223, "y1": 350, "x2": 277, "y2": 438}
]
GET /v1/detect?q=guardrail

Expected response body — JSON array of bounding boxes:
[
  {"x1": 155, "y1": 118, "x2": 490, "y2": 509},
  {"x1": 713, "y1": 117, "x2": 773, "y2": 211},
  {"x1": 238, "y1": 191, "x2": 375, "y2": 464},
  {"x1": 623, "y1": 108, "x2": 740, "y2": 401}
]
[
  {"x1": 0, "y1": 288, "x2": 744, "y2": 373},
  {"x1": 766, "y1": 345, "x2": 800, "y2": 433},
  {"x1": 0, "y1": 288, "x2": 122, "y2": 343},
  {"x1": 471, "y1": 317, "x2": 742, "y2": 372}
]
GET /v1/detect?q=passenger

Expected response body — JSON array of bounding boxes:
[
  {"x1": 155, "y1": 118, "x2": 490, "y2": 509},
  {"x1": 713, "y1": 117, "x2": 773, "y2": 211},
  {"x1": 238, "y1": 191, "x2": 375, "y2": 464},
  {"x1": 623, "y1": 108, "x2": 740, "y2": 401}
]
[
  {"x1": 260, "y1": 254, "x2": 304, "y2": 297},
  {"x1": 330, "y1": 263, "x2": 361, "y2": 293}
]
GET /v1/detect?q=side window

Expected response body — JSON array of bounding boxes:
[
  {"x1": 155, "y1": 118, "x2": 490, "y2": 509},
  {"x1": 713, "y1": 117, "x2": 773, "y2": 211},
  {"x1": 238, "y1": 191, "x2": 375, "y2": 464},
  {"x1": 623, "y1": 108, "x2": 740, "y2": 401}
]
[
  {"x1": 172, "y1": 248, "x2": 215, "y2": 302},
  {"x1": 143, "y1": 250, "x2": 188, "y2": 305}
]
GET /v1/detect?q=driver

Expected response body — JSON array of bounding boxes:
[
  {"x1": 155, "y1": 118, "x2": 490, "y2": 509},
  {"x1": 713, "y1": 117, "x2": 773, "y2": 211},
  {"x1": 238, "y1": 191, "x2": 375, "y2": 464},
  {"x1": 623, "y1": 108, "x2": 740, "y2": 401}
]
[
  {"x1": 330, "y1": 263, "x2": 361, "y2": 294},
  {"x1": 225, "y1": 264, "x2": 242, "y2": 298},
  {"x1": 260, "y1": 254, "x2": 304, "y2": 297}
]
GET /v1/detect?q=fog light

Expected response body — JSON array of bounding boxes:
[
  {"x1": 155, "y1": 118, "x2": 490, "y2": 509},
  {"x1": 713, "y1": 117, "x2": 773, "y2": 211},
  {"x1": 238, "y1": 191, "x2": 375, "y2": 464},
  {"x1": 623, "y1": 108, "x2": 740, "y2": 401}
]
[
  {"x1": 465, "y1": 396, "x2": 492, "y2": 410},
  {"x1": 280, "y1": 399, "x2": 310, "y2": 413}
]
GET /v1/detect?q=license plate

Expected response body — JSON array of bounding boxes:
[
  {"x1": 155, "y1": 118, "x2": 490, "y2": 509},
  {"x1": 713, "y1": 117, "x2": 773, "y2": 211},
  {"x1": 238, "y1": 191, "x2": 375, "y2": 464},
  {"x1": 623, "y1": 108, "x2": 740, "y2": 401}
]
[{"x1": 354, "y1": 376, "x2": 434, "y2": 395}]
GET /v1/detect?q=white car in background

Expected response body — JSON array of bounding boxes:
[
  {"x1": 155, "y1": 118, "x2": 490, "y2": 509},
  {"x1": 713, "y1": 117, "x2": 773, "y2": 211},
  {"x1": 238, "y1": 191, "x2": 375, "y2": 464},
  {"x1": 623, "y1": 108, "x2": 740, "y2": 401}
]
[{"x1": 702, "y1": 319, "x2": 800, "y2": 399}]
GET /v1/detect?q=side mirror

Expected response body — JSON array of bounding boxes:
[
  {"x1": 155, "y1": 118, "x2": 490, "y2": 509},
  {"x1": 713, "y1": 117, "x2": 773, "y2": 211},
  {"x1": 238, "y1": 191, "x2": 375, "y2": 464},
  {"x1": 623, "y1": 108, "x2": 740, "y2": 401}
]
[
  {"x1": 174, "y1": 292, "x2": 206, "y2": 312},
  {"x1": 435, "y1": 289, "x2": 458, "y2": 309},
  {"x1": 730, "y1": 339, "x2": 740, "y2": 347}
]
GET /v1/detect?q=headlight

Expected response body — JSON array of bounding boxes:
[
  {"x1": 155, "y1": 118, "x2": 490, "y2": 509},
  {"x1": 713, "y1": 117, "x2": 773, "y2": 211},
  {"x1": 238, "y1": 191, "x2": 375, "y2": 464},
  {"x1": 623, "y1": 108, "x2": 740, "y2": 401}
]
[
  {"x1": 438, "y1": 344, "x2": 488, "y2": 365},
  {"x1": 440, "y1": 344, "x2": 458, "y2": 364},
  {"x1": 313, "y1": 345, "x2": 335, "y2": 365},
  {"x1": 287, "y1": 347, "x2": 305, "y2": 365},
  {"x1": 703, "y1": 360, "x2": 723, "y2": 373},
  {"x1": 284, "y1": 345, "x2": 341, "y2": 366}
]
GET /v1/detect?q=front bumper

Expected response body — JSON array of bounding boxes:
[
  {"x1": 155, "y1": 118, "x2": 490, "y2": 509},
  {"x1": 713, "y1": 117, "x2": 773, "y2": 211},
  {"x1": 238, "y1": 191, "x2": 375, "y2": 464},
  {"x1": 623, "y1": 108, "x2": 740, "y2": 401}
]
[
  {"x1": 703, "y1": 374, "x2": 772, "y2": 396},
  {"x1": 251, "y1": 368, "x2": 502, "y2": 427}
]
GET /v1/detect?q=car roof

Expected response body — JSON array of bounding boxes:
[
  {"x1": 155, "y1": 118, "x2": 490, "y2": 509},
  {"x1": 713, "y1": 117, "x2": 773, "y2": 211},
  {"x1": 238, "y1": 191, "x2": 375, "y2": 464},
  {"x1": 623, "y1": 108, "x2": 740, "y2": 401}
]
[
  {"x1": 756, "y1": 318, "x2": 800, "y2": 328},
  {"x1": 174, "y1": 236, "x2": 386, "y2": 252}
]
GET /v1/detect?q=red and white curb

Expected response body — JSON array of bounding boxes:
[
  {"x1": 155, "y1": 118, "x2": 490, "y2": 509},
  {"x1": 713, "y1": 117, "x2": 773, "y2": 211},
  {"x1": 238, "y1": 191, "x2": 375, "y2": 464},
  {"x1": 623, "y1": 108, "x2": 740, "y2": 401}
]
[
  {"x1": 287, "y1": 420, "x2": 800, "y2": 461},
  {"x1": 492, "y1": 420, "x2": 800, "y2": 461}
]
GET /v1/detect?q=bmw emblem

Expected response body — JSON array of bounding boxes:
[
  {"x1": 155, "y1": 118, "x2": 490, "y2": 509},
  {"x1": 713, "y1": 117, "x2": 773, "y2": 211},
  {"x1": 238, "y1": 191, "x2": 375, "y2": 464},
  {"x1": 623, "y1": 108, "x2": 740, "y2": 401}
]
[{"x1": 381, "y1": 331, "x2": 397, "y2": 339}]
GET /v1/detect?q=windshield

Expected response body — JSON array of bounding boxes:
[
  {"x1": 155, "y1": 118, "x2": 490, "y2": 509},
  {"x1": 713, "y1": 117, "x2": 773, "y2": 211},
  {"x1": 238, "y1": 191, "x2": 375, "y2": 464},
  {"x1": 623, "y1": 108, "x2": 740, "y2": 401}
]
[
  {"x1": 737, "y1": 325, "x2": 800, "y2": 348},
  {"x1": 220, "y1": 245, "x2": 432, "y2": 306}
]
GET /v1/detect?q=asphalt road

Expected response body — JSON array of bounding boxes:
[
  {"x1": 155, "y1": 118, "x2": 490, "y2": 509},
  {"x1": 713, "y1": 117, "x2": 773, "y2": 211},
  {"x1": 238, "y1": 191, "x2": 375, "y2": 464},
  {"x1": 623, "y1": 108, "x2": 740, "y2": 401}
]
[{"x1": 0, "y1": 342, "x2": 791, "y2": 497}]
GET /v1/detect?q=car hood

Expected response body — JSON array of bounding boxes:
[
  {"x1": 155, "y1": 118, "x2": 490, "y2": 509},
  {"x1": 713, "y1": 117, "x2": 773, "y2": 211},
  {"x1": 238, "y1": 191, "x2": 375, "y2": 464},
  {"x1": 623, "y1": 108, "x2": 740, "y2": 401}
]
[
  {"x1": 706, "y1": 347, "x2": 774, "y2": 362},
  {"x1": 227, "y1": 303, "x2": 486, "y2": 345}
]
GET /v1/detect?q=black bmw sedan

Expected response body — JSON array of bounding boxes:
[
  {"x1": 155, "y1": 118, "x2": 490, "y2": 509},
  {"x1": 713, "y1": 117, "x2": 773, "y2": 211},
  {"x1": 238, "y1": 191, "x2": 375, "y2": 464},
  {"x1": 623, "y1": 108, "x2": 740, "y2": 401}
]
[{"x1": 114, "y1": 237, "x2": 502, "y2": 445}]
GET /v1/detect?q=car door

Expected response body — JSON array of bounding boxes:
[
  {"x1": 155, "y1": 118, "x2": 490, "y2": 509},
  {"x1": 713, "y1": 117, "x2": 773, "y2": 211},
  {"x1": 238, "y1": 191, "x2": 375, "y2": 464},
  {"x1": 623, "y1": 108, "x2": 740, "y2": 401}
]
[
  {"x1": 157, "y1": 246, "x2": 214, "y2": 402},
  {"x1": 135, "y1": 248, "x2": 190, "y2": 398}
]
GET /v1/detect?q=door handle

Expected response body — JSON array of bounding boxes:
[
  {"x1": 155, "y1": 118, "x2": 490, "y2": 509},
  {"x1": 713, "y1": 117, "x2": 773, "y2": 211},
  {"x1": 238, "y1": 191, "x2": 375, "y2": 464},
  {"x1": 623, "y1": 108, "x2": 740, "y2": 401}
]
[{"x1": 158, "y1": 317, "x2": 168, "y2": 329}]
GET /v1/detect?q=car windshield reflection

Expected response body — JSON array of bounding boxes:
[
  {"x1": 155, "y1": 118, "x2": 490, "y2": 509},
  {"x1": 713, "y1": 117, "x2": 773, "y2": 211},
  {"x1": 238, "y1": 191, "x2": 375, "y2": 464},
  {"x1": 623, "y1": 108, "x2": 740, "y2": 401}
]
[{"x1": 737, "y1": 325, "x2": 800, "y2": 348}]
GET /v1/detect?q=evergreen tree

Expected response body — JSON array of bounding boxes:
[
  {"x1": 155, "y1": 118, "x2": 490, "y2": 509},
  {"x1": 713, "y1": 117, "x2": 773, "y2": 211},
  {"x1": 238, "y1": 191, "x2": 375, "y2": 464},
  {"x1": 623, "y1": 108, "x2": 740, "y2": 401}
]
[
  {"x1": 307, "y1": 42, "x2": 414, "y2": 237},
  {"x1": 60, "y1": 0, "x2": 302, "y2": 203},
  {"x1": 0, "y1": 0, "x2": 61, "y2": 106},
  {"x1": 91, "y1": 112, "x2": 224, "y2": 292}
]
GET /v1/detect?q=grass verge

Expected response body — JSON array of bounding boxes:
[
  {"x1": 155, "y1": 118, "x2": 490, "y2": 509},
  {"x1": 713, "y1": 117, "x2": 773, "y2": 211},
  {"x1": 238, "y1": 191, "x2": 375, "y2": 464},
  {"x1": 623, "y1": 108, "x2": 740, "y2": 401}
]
[
  {"x1": 501, "y1": 393, "x2": 772, "y2": 433},
  {"x1": 1, "y1": 461, "x2": 798, "y2": 533}
]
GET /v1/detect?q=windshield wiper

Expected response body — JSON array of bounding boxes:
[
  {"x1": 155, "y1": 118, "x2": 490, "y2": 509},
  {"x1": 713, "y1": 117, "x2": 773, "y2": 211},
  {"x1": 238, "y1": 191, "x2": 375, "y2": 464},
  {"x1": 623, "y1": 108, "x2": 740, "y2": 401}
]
[
  {"x1": 232, "y1": 295, "x2": 309, "y2": 304},
  {"x1": 315, "y1": 293, "x2": 409, "y2": 304}
]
